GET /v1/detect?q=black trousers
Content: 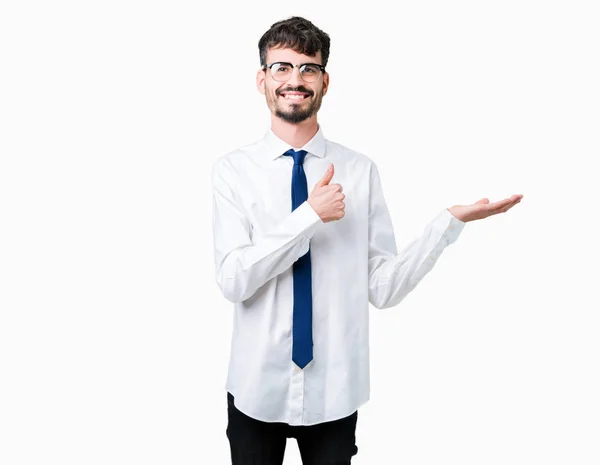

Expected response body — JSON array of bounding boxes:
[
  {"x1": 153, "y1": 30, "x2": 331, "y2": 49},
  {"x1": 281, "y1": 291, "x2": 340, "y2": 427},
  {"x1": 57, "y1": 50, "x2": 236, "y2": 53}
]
[{"x1": 226, "y1": 392, "x2": 359, "y2": 465}]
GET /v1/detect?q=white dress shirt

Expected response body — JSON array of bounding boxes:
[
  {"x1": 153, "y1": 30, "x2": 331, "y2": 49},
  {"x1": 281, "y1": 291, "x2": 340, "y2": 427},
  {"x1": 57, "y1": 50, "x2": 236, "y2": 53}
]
[{"x1": 211, "y1": 126, "x2": 466, "y2": 426}]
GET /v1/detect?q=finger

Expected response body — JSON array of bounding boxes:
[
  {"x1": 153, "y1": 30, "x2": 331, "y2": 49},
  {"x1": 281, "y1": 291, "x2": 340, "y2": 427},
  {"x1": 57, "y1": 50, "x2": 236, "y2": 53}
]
[
  {"x1": 505, "y1": 194, "x2": 523, "y2": 204},
  {"x1": 488, "y1": 197, "x2": 514, "y2": 211},
  {"x1": 505, "y1": 197, "x2": 522, "y2": 211},
  {"x1": 316, "y1": 164, "x2": 334, "y2": 187},
  {"x1": 493, "y1": 197, "x2": 521, "y2": 214}
]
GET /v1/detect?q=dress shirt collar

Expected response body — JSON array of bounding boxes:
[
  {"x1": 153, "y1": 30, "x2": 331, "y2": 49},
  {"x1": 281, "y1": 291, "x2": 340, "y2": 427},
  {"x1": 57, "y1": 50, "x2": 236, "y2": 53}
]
[{"x1": 263, "y1": 126, "x2": 327, "y2": 160}]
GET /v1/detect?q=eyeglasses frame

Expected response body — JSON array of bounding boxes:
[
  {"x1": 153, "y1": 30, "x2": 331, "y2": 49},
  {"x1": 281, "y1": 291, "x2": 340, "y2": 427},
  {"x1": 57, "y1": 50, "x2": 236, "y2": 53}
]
[{"x1": 262, "y1": 62, "x2": 326, "y2": 82}]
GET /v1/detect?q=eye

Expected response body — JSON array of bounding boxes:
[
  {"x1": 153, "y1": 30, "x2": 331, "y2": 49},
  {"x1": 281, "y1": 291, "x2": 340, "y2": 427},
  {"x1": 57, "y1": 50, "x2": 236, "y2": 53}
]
[
  {"x1": 275, "y1": 63, "x2": 291, "y2": 73},
  {"x1": 302, "y1": 65, "x2": 319, "y2": 74}
]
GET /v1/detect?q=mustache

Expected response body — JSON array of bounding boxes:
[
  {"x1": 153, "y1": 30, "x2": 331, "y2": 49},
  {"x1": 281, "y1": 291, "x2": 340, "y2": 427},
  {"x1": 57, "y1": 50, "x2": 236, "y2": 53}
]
[{"x1": 276, "y1": 86, "x2": 314, "y2": 96}]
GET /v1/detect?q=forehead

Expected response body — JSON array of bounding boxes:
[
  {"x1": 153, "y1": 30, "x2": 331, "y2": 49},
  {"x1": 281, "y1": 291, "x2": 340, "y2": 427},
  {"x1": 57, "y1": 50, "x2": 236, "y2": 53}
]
[{"x1": 266, "y1": 47, "x2": 323, "y2": 65}]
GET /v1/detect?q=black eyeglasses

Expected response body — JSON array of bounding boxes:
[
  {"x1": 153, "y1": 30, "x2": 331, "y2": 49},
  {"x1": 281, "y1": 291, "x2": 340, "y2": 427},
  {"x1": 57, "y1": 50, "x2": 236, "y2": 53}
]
[{"x1": 262, "y1": 62, "x2": 326, "y2": 83}]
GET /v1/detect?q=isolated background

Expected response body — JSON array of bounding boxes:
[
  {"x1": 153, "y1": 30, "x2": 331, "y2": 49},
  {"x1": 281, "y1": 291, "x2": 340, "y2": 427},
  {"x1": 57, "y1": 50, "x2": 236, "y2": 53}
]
[{"x1": 1, "y1": 0, "x2": 599, "y2": 464}]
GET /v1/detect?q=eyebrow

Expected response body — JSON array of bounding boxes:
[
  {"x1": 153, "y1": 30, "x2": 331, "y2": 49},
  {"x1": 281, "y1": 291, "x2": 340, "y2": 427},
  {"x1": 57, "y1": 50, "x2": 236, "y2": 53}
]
[{"x1": 266, "y1": 61, "x2": 324, "y2": 67}]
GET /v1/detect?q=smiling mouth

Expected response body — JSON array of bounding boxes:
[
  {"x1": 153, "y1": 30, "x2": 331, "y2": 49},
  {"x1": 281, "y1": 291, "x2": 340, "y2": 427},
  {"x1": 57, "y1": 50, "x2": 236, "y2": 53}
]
[{"x1": 279, "y1": 93, "x2": 310, "y2": 101}]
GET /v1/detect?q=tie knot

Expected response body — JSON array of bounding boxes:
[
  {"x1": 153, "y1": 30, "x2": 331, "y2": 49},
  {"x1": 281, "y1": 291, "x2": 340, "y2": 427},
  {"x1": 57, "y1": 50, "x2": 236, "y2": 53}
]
[{"x1": 284, "y1": 149, "x2": 308, "y2": 165}]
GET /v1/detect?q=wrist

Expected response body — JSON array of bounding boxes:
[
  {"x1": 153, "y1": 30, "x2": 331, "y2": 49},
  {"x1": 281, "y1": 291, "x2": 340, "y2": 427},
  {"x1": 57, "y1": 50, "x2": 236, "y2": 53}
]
[{"x1": 447, "y1": 206, "x2": 467, "y2": 222}]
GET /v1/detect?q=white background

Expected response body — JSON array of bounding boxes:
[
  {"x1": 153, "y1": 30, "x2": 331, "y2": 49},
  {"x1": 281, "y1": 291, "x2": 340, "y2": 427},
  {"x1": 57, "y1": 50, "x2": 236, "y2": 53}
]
[{"x1": 1, "y1": 0, "x2": 599, "y2": 464}]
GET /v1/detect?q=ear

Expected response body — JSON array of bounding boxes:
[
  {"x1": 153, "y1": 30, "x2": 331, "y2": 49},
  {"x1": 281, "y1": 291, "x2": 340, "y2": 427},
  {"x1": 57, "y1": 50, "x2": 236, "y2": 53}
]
[
  {"x1": 256, "y1": 69, "x2": 266, "y2": 95},
  {"x1": 322, "y1": 71, "x2": 330, "y2": 96}
]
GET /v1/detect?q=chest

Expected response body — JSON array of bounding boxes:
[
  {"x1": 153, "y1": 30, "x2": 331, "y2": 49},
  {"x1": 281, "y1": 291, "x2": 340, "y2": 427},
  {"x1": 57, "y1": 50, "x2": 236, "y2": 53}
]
[{"x1": 235, "y1": 156, "x2": 367, "y2": 236}]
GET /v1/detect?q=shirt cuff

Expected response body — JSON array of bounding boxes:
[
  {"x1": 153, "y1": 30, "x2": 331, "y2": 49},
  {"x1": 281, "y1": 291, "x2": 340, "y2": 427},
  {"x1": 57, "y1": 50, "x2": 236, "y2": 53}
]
[
  {"x1": 292, "y1": 201, "x2": 323, "y2": 239},
  {"x1": 438, "y1": 208, "x2": 466, "y2": 245}
]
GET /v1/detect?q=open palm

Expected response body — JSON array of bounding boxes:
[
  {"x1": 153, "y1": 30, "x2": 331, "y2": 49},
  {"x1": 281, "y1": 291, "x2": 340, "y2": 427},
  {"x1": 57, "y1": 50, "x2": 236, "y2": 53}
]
[{"x1": 448, "y1": 194, "x2": 523, "y2": 223}]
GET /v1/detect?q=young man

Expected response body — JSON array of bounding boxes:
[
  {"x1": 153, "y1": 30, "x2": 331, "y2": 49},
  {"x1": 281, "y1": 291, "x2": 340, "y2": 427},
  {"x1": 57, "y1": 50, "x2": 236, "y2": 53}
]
[{"x1": 211, "y1": 16, "x2": 523, "y2": 464}]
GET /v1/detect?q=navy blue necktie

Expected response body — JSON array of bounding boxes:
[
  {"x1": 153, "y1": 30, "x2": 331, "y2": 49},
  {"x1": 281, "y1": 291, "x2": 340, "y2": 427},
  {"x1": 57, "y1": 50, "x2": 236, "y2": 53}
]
[{"x1": 283, "y1": 149, "x2": 313, "y2": 369}]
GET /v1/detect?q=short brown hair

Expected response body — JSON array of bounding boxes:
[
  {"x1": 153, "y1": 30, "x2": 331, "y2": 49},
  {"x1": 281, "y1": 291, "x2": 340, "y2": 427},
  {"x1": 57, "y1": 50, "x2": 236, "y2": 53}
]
[{"x1": 258, "y1": 16, "x2": 331, "y2": 67}]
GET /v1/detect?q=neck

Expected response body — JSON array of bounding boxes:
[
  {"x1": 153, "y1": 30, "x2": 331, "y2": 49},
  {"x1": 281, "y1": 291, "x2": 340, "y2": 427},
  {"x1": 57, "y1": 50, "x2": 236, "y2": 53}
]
[{"x1": 271, "y1": 115, "x2": 319, "y2": 149}]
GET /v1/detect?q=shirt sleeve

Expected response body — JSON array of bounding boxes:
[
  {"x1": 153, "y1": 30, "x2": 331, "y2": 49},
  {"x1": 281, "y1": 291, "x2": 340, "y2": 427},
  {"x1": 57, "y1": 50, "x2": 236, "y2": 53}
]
[
  {"x1": 367, "y1": 163, "x2": 466, "y2": 309},
  {"x1": 212, "y1": 159, "x2": 323, "y2": 303}
]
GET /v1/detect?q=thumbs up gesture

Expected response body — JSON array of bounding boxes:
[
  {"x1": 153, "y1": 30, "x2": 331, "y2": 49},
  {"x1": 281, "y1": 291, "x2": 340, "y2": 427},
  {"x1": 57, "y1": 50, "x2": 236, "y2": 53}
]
[{"x1": 307, "y1": 164, "x2": 346, "y2": 223}]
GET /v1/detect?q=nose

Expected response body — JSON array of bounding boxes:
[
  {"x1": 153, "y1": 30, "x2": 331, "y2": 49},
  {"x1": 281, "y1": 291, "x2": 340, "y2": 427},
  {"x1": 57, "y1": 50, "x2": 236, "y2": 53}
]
[{"x1": 286, "y1": 66, "x2": 304, "y2": 86}]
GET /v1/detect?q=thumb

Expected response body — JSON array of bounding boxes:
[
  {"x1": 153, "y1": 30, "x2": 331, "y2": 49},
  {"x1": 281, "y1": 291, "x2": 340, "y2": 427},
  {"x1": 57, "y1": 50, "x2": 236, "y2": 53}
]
[
  {"x1": 316, "y1": 164, "x2": 334, "y2": 187},
  {"x1": 475, "y1": 198, "x2": 490, "y2": 205}
]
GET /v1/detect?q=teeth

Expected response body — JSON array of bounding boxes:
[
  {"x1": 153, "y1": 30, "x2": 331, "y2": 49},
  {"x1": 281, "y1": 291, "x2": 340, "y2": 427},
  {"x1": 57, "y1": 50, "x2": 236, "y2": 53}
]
[{"x1": 283, "y1": 94, "x2": 306, "y2": 100}]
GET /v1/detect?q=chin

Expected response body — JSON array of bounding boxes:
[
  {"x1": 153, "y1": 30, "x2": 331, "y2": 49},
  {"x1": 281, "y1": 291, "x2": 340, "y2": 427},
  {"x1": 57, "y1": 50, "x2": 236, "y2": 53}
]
[{"x1": 275, "y1": 109, "x2": 312, "y2": 124}]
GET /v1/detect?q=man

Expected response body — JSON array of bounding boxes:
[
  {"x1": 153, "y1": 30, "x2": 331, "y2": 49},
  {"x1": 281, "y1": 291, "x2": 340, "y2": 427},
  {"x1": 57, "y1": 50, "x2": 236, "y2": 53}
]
[{"x1": 211, "y1": 16, "x2": 522, "y2": 465}]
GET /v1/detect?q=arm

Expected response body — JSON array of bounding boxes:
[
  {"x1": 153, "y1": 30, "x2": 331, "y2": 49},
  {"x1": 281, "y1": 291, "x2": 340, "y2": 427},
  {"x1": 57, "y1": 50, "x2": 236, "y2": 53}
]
[
  {"x1": 367, "y1": 163, "x2": 465, "y2": 309},
  {"x1": 212, "y1": 159, "x2": 322, "y2": 303}
]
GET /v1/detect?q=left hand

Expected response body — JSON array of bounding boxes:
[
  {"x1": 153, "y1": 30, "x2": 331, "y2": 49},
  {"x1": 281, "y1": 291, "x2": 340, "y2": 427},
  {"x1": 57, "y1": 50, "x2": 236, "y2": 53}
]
[{"x1": 448, "y1": 194, "x2": 523, "y2": 223}]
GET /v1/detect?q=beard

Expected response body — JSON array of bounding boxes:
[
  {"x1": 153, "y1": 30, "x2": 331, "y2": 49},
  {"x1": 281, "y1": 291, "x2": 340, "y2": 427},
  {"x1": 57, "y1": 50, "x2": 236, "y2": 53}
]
[{"x1": 267, "y1": 86, "x2": 323, "y2": 124}]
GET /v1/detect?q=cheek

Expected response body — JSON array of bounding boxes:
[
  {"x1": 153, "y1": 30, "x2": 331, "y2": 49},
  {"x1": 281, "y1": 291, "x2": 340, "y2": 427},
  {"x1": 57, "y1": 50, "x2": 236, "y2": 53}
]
[
  {"x1": 265, "y1": 86, "x2": 281, "y2": 104},
  {"x1": 266, "y1": 84, "x2": 280, "y2": 96}
]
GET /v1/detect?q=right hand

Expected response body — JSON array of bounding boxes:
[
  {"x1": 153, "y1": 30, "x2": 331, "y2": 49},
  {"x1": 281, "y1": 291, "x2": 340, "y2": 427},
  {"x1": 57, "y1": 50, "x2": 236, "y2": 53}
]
[{"x1": 307, "y1": 164, "x2": 345, "y2": 223}]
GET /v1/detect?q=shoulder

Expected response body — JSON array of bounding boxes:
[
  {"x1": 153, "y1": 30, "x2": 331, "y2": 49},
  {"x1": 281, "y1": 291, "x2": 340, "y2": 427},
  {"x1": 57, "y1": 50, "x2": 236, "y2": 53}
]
[
  {"x1": 325, "y1": 138, "x2": 377, "y2": 170},
  {"x1": 212, "y1": 138, "x2": 263, "y2": 180}
]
